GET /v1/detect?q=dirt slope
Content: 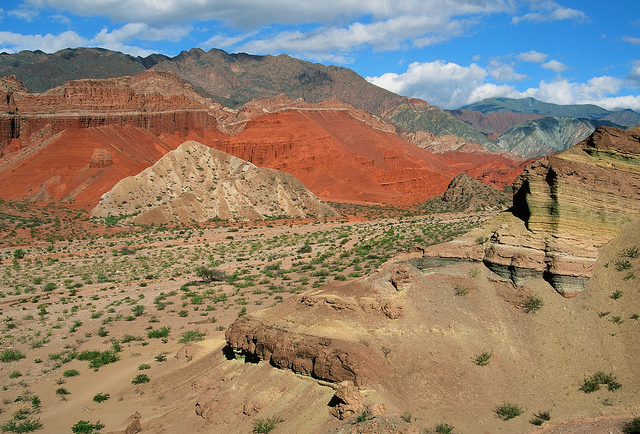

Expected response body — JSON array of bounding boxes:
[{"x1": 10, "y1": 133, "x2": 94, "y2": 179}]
[{"x1": 92, "y1": 141, "x2": 338, "y2": 224}]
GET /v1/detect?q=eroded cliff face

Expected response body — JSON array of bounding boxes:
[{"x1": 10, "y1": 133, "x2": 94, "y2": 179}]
[
  {"x1": 424, "y1": 126, "x2": 640, "y2": 297},
  {"x1": 0, "y1": 71, "x2": 232, "y2": 153}
]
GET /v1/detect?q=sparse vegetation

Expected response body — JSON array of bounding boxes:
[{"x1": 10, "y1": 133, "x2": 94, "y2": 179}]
[
  {"x1": 495, "y1": 402, "x2": 523, "y2": 420},
  {"x1": 522, "y1": 294, "x2": 543, "y2": 314},
  {"x1": 132, "y1": 374, "x2": 150, "y2": 384},
  {"x1": 579, "y1": 371, "x2": 621, "y2": 393},
  {"x1": 179, "y1": 330, "x2": 205, "y2": 343},
  {"x1": 435, "y1": 423, "x2": 454, "y2": 434},
  {"x1": 92, "y1": 393, "x2": 110, "y2": 403},
  {"x1": 0, "y1": 348, "x2": 26, "y2": 363},
  {"x1": 473, "y1": 351, "x2": 492, "y2": 366},
  {"x1": 71, "y1": 420, "x2": 105, "y2": 433},
  {"x1": 252, "y1": 415, "x2": 284, "y2": 433}
]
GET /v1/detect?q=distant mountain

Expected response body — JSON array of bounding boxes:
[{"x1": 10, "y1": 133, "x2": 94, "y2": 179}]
[
  {"x1": 0, "y1": 47, "x2": 167, "y2": 93},
  {"x1": 383, "y1": 99, "x2": 494, "y2": 148},
  {"x1": 495, "y1": 117, "x2": 595, "y2": 159},
  {"x1": 461, "y1": 97, "x2": 640, "y2": 127},
  {"x1": 447, "y1": 109, "x2": 549, "y2": 141}
]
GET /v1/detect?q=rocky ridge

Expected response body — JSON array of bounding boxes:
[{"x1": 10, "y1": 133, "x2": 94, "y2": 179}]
[
  {"x1": 419, "y1": 173, "x2": 511, "y2": 213},
  {"x1": 92, "y1": 141, "x2": 337, "y2": 224}
]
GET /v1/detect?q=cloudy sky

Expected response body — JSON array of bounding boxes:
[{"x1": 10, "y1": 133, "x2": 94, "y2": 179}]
[{"x1": 1, "y1": 0, "x2": 639, "y2": 110}]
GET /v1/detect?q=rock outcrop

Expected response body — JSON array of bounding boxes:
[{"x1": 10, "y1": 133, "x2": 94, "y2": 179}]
[
  {"x1": 92, "y1": 141, "x2": 337, "y2": 224},
  {"x1": 423, "y1": 126, "x2": 640, "y2": 297},
  {"x1": 419, "y1": 173, "x2": 511, "y2": 213}
]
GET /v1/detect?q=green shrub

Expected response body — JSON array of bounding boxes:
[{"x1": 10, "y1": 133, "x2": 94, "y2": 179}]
[
  {"x1": 131, "y1": 374, "x2": 150, "y2": 385},
  {"x1": 71, "y1": 420, "x2": 105, "y2": 433},
  {"x1": 147, "y1": 326, "x2": 170, "y2": 339},
  {"x1": 179, "y1": 330, "x2": 205, "y2": 343},
  {"x1": 473, "y1": 351, "x2": 492, "y2": 366},
  {"x1": 0, "y1": 417, "x2": 42, "y2": 433},
  {"x1": 522, "y1": 295, "x2": 543, "y2": 314},
  {"x1": 43, "y1": 282, "x2": 57, "y2": 292},
  {"x1": 624, "y1": 417, "x2": 640, "y2": 433},
  {"x1": 92, "y1": 393, "x2": 110, "y2": 403},
  {"x1": 252, "y1": 416, "x2": 284, "y2": 433},
  {"x1": 56, "y1": 387, "x2": 70, "y2": 396},
  {"x1": 435, "y1": 423, "x2": 454, "y2": 434},
  {"x1": 611, "y1": 290, "x2": 623, "y2": 300},
  {"x1": 580, "y1": 371, "x2": 621, "y2": 393},
  {"x1": 63, "y1": 369, "x2": 80, "y2": 378},
  {"x1": 0, "y1": 349, "x2": 26, "y2": 363},
  {"x1": 9, "y1": 370, "x2": 22, "y2": 379},
  {"x1": 138, "y1": 363, "x2": 151, "y2": 370},
  {"x1": 155, "y1": 354, "x2": 167, "y2": 362},
  {"x1": 495, "y1": 402, "x2": 523, "y2": 420}
]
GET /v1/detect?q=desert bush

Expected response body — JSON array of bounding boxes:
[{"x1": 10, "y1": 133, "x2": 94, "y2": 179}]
[
  {"x1": 522, "y1": 295, "x2": 543, "y2": 314},
  {"x1": 579, "y1": 371, "x2": 621, "y2": 393},
  {"x1": 473, "y1": 351, "x2": 492, "y2": 366},
  {"x1": 0, "y1": 349, "x2": 26, "y2": 363},
  {"x1": 624, "y1": 417, "x2": 640, "y2": 433},
  {"x1": 9, "y1": 370, "x2": 22, "y2": 379},
  {"x1": 179, "y1": 330, "x2": 205, "y2": 343},
  {"x1": 71, "y1": 420, "x2": 105, "y2": 433},
  {"x1": 63, "y1": 369, "x2": 80, "y2": 378},
  {"x1": 495, "y1": 402, "x2": 523, "y2": 420},
  {"x1": 77, "y1": 350, "x2": 119, "y2": 370},
  {"x1": 56, "y1": 387, "x2": 70, "y2": 396},
  {"x1": 155, "y1": 354, "x2": 167, "y2": 362},
  {"x1": 614, "y1": 259, "x2": 632, "y2": 271},
  {"x1": 454, "y1": 285, "x2": 468, "y2": 296},
  {"x1": 611, "y1": 290, "x2": 623, "y2": 300},
  {"x1": 92, "y1": 393, "x2": 110, "y2": 403},
  {"x1": 252, "y1": 415, "x2": 284, "y2": 433},
  {"x1": 196, "y1": 266, "x2": 226, "y2": 282},
  {"x1": 131, "y1": 374, "x2": 150, "y2": 385},
  {"x1": 138, "y1": 363, "x2": 151, "y2": 370},
  {"x1": 621, "y1": 246, "x2": 640, "y2": 258},
  {"x1": 0, "y1": 416, "x2": 42, "y2": 433},
  {"x1": 147, "y1": 326, "x2": 170, "y2": 339},
  {"x1": 435, "y1": 423, "x2": 454, "y2": 434}
]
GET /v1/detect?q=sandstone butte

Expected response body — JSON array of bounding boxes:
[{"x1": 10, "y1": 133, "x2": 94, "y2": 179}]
[
  {"x1": 0, "y1": 71, "x2": 525, "y2": 209},
  {"x1": 417, "y1": 126, "x2": 640, "y2": 297},
  {"x1": 92, "y1": 141, "x2": 338, "y2": 224}
]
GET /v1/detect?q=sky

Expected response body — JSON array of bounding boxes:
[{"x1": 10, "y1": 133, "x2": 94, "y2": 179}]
[{"x1": 1, "y1": 0, "x2": 639, "y2": 111}]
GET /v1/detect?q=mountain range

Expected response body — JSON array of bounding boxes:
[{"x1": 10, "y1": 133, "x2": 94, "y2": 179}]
[
  {"x1": 3, "y1": 47, "x2": 638, "y2": 160},
  {"x1": 1, "y1": 46, "x2": 639, "y2": 212}
]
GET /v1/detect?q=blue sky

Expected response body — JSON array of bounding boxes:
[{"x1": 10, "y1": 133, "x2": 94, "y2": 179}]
[{"x1": 1, "y1": 0, "x2": 639, "y2": 111}]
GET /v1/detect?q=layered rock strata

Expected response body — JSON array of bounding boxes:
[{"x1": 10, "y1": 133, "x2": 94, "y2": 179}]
[{"x1": 422, "y1": 126, "x2": 640, "y2": 297}]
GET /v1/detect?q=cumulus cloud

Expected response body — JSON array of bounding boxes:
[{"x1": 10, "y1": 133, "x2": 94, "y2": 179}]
[
  {"x1": 541, "y1": 59, "x2": 567, "y2": 72},
  {"x1": 367, "y1": 60, "x2": 490, "y2": 108},
  {"x1": 487, "y1": 59, "x2": 527, "y2": 82},
  {"x1": 0, "y1": 30, "x2": 86, "y2": 52},
  {"x1": 512, "y1": 0, "x2": 588, "y2": 24},
  {"x1": 516, "y1": 50, "x2": 547, "y2": 63}
]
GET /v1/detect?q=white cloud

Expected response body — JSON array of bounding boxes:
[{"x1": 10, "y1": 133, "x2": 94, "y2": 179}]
[
  {"x1": 623, "y1": 36, "x2": 640, "y2": 45},
  {"x1": 0, "y1": 30, "x2": 86, "y2": 52},
  {"x1": 541, "y1": 59, "x2": 567, "y2": 72},
  {"x1": 629, "y1": 60, "x2": 640, "y2": 83},
  {"x1": 512, "y1": 0, "x2": 588, "y2": 24},
  {"x1": 367, "y1": 60, "x2": 489, "y2": 108},
  {"x1": 516, "y1": 50, "x2": 547, "y2": 63},
  {"x1": 8, "y1": 6, "x2": 38, "y2": 22},
  {"x1": 487, "y1": 59, "x2": 527, "y2": 82}
]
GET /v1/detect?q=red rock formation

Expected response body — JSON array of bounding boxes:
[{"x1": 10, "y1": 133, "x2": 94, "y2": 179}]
[
  {"x1": 0, "y1": 124, "x2": 175, "y2": 209},
  {"x1": 0, "y1": 73, "x2": 526, "y2": 209}
]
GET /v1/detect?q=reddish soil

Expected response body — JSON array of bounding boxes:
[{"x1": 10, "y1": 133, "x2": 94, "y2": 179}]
[
  {"x1": 0, "y1": 125, "x2": 177, "y2": 209},
  {"x1": 209, "y1": 110, "x2": 524, "y2": 205}
]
